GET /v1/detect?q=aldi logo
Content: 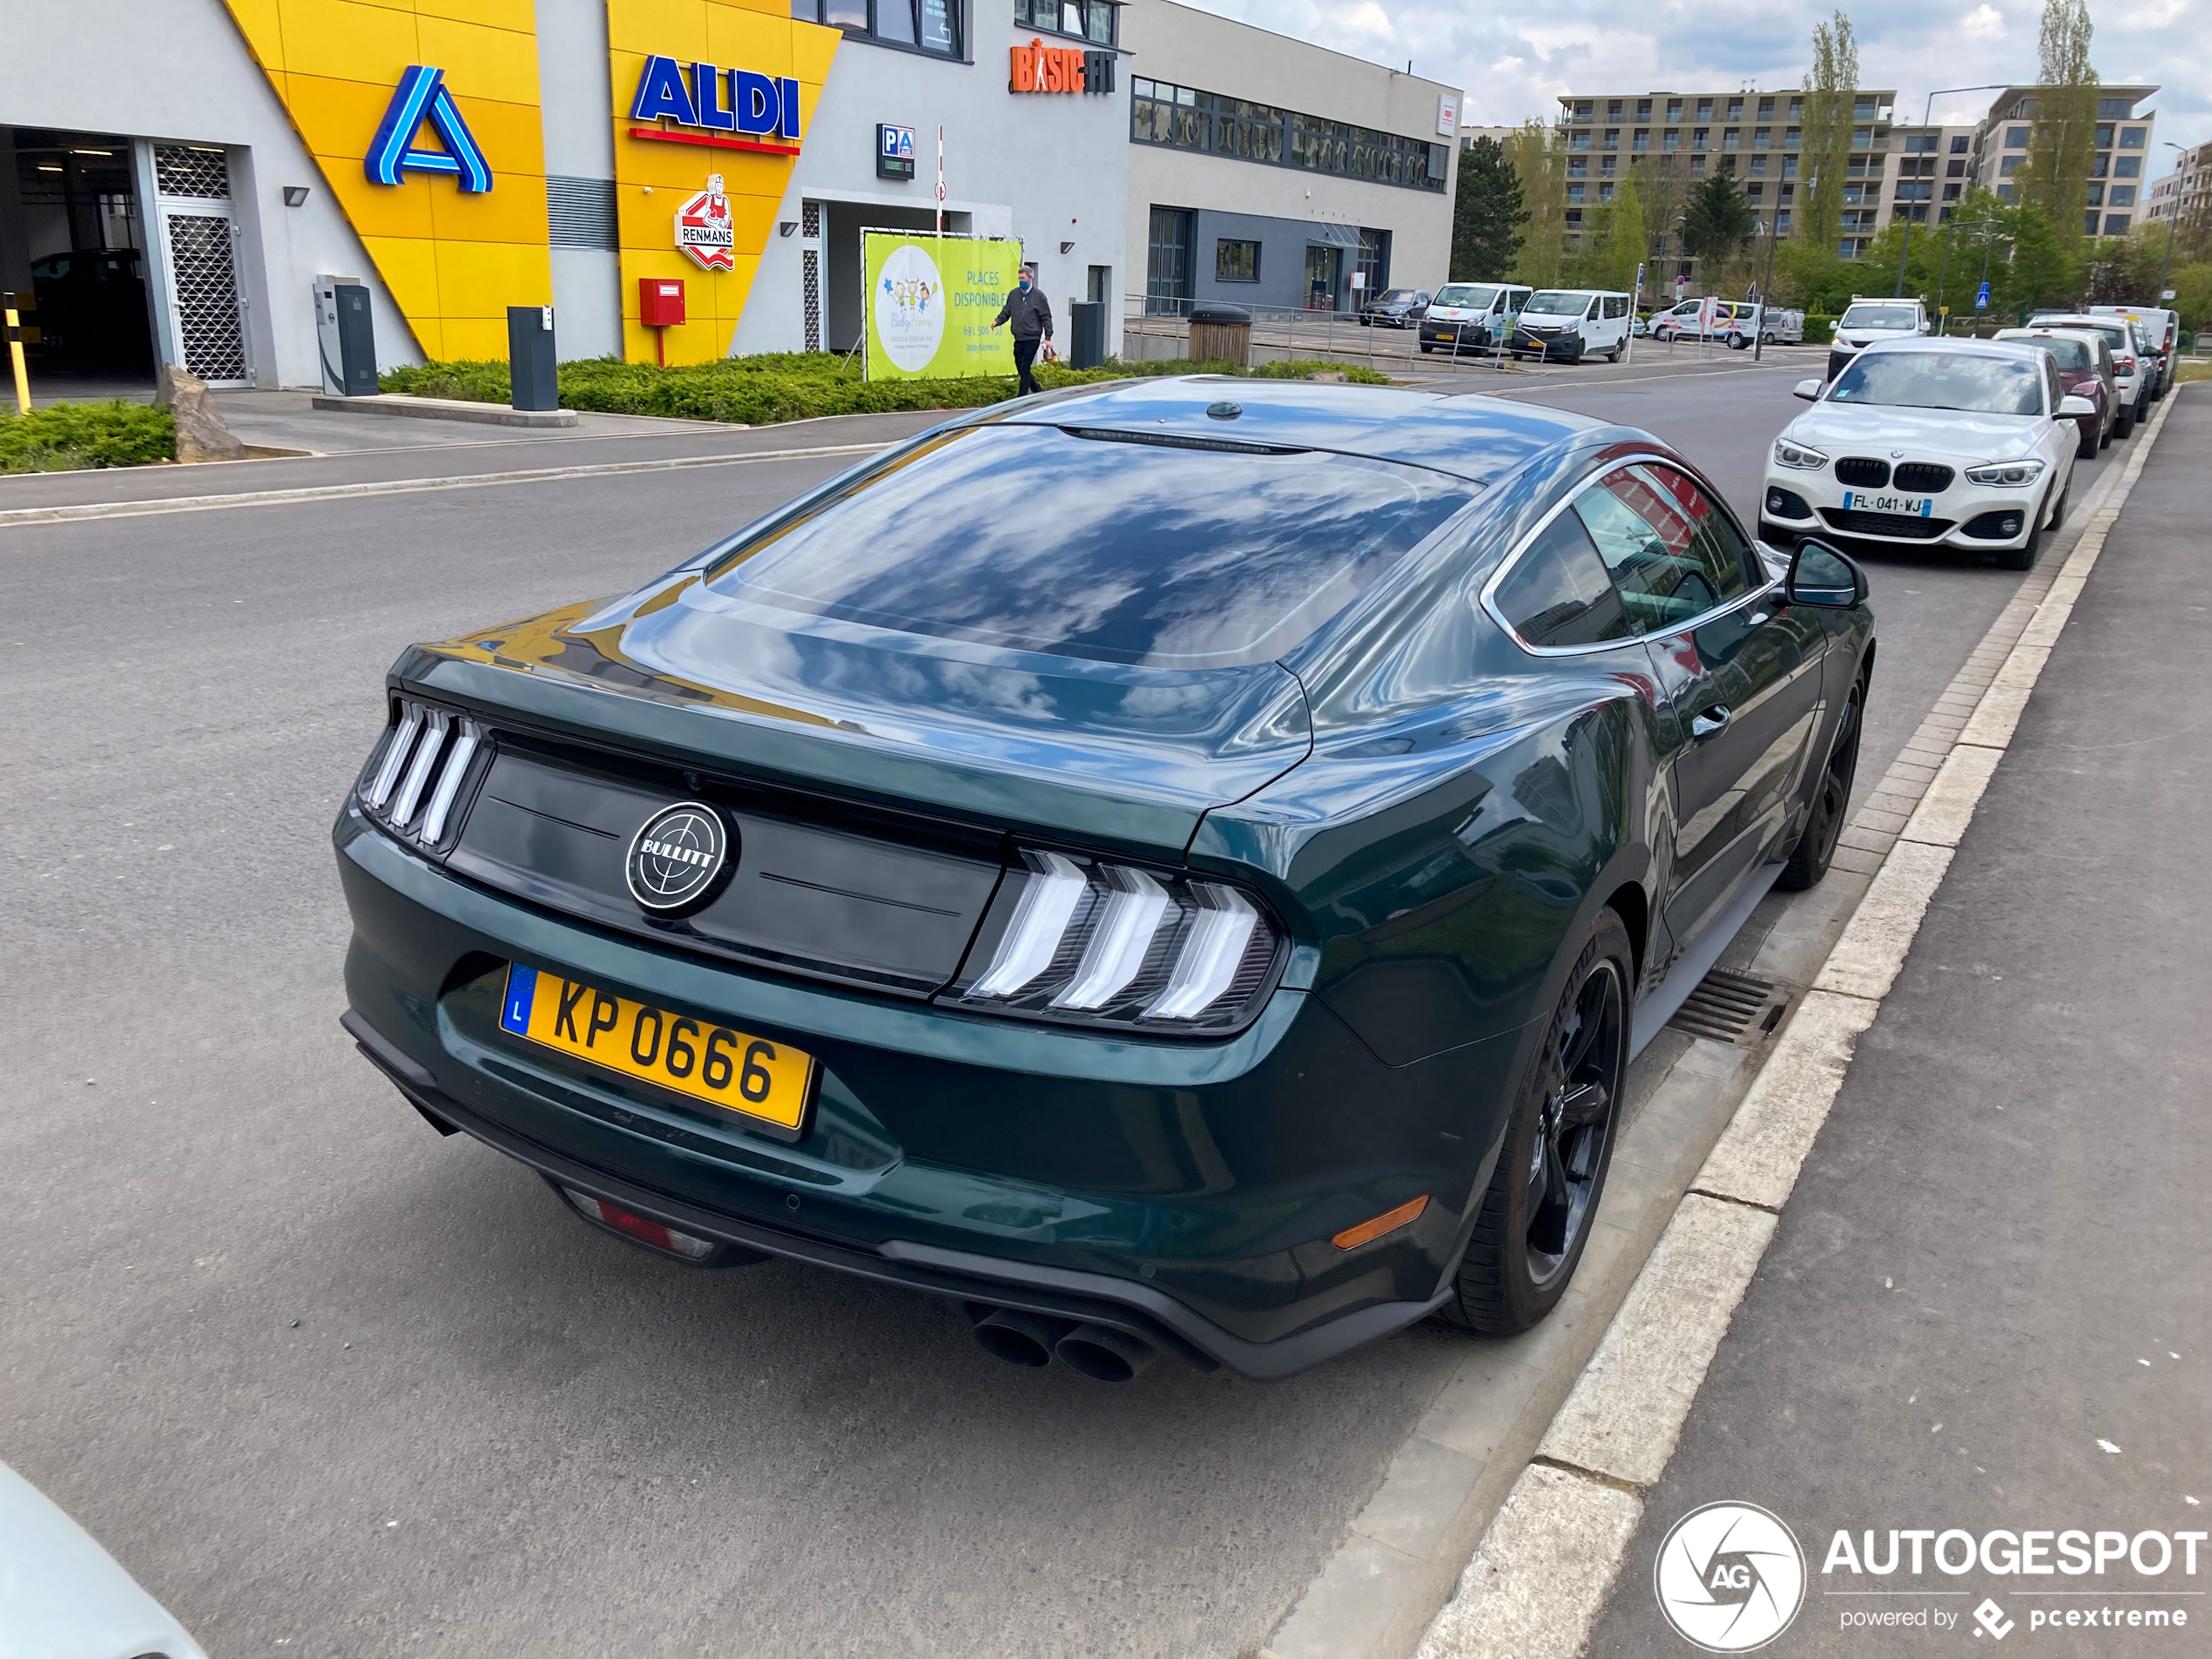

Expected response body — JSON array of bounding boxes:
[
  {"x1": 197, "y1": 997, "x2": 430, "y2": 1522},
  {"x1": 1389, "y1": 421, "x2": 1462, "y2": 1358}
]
[{"x1": 630, "y1": 54, "x2": 802, "y2": 154}]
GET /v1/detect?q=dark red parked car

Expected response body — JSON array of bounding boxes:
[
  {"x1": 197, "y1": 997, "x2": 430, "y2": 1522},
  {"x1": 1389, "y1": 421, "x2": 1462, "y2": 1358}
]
[{"x1": 1996, "y1": 327, "x2": 2115, "y2": 458}]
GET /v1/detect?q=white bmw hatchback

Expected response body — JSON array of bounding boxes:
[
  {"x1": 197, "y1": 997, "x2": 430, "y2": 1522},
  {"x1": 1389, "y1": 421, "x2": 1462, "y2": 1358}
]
[{"x1": 1760, "y1": 337, "x2": 2095, "y2": 571}]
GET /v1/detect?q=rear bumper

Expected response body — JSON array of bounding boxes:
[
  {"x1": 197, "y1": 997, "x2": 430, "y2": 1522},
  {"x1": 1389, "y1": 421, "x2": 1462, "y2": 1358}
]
[{"x1": 335, "y1": 811, "x2": 1505, "y2": 1379}]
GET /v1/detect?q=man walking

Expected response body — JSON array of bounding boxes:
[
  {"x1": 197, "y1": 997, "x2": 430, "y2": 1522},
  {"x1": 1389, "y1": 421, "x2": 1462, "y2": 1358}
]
[{"x1": 993, "y1": 265, "x2": 1054, "y2": 396}]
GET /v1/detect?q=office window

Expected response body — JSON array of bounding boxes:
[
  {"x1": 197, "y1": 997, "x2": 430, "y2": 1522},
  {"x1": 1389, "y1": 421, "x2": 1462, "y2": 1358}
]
[
  {"x1": 2087, "y1": 184, "x2": 2105, "y2": 206},
  {"x1": 1667, "y1": 99, "x2": 1683, "y2": 122},
  {"x1": 1696, "y1": 99, "x2": 1713, "y2": 121},
  {"x1": 1784, "y1": 126, "x2": 1800, "y2": 146},
  {"x1": 1600, "y1": 157, "x2": 1615, "y2": 178},
  {"x1": 1632, "y1": 129, "x2": 1649, "y2": 152},
  {"x1": 1779, "y1": 182, "x2": 1794, "y2": 201},
  {"x1": 1723, "y1": 128, "x2": 1740, "y2": 150},
  {"x1": 1607, "y1": 100, "x2": 1623, "y2": 120},
  {"x1": 1851, "y1": 127, "x2": 1871, "y2": 150},
  {"x1": 1011, "y1": 0, "x2": 1115, "y2": 43},
  {"x1": 1838, "y1": 239, "x2": 1857, "y2": 259},
  {"x1": 1788, "y1": 96, "x2": 1802, "y2": 118},
  {"x1": 2097, "y1": 97, "x2": 2130, "y2": 118},
  {"x1": 2006, "y1": 125, "x2": 2028, "y2": 148},
  {"x1": 2109, "y1": 185, "x2": 2135, "y2": 206},
  {"x1": 2000, "y1": 156, "x2": 2022, "y2": 177},
  {"x1": 1131, "y1": 81, "x2": 1206, "y2": 148},
  {"x1": 1598, "y1": 182, "x2": 1613, "y2": 202},
  {"x1": 1775, "y1": 209, "x2": 1791, "y2": 231},
  {"x1": 1758, "y1": 98, "x2": 1776, "y2": 120},
  {"x1": 1748, "y1": 154, "x2": 1767, "y2": 177},
  {"x1": 2115, "y1": 155, "x2": 2141, "y2": 178},
  {"x1": 1727, "y1": 98, "x2": 1743, "y2": 122},
  {"x1": 1570, "y1": 130, "x2": 1591, "y2": 150},
  {"x1": 1565, "y1": 208, "x2": 1582, "y2": 227},
  {"x1": 1753, "y1": 126, "x2": 1771, "y2": 149},
  {"x1": 1692, "y1": 128, "x2": 1708, "y2": 151},
  {"x1": 1573, "y1": 101, "x2": 1594, "y2": 121},
  {"x1": 1215, "y1": 96, "x2": 1287, "y2": 162},
  {"x1": 1602, "y1": 128, "x2": 1620, "y2": 150},
  {"x1": 1943, "y1": 182, "x2": 1961, "y2": 201},
  {"x1": 2091, "y1": 153, "x2": 2108, "y2": 177},
  {"x1": 1998, "y1": 183, "x2": 2016, "y2": 201},
  {"x1": 1951, "y1": 135, "x2": 1969, "y2": 153},
  {"x1": 1214, "y1": 238, "x2": 1259, "y2": 281},
  {"x1": 1567, "y1": 158, "x2": 1588, "y2": 177},
  {"x1": 1636, "y1": 98, "x2": 1652, "y2": 120},
  {"x1": 1690, "y1": 154, "x2": 1705, "y2": 172},
  {"x1": 1782, "y1": 155, "x2": 1797, "y2": 179},
  {"x1": 2121, "y1": 127, "x2": 2146, "y2": 148},
  {"x1": 797, "y1": 0, "x2": 962, "y2": 51},
  {"x1": 2094, "y1": 125, "x2": 2114, "y2": 148},
  {"x1": 2106, "y1": 212, "x2": 2131, "y2": 234},
  {"x1": 1745, "y1": 182, "x2": 1763, "y2": 199},
  {"x1": 1567, "y1": 183, "x2": 1586, "y2": 203},
  {"x1": 1853, "y1": 98, "x2": 1876, "y2": 119},
  {"x1": 1947, "y1": 158, "x2": 1966, "y2": 178},
  {"x1": 1842, "y1": 184, "x2": 1864, "y2": 205},
  {"x1": 1895, "y1": 181, "x2": 1930, "y2": 201}
]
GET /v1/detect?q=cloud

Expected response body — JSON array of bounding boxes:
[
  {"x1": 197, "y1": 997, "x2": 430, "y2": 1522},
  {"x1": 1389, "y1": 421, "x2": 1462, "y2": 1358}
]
[{"x1": 1959, "y1": 5, "x2": 2005, "y2": 38}]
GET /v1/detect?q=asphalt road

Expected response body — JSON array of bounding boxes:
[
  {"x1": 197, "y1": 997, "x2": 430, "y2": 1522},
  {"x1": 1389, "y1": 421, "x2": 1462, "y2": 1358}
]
[{"x1": 0, "y1": 360, "x2": 2122, "y2": 1658}]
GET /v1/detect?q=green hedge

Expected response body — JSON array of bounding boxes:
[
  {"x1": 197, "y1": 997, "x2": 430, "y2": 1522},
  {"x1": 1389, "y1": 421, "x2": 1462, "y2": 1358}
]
[
  {"x1": 1803, "y1": 314, "x2": 1835, "y2": 346},
  {"x1": 378, "y1": 351, "x2": 1391, "y2": 424},
  {"x1": 0, "y1": 398, "x2": 175, "y2": 473}
]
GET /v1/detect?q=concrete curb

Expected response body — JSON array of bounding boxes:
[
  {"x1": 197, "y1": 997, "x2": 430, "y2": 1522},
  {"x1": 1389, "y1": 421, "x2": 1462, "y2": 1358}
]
[
  {"x1": 0, "y1": 440, "x2": 889, "y2": 529},
  {"x1": 309, "y1": 394, "x2": 579, "y2": 427},
  {"x1": 1409, "y1": 385, "x2": 2188, "y2": 1658}
]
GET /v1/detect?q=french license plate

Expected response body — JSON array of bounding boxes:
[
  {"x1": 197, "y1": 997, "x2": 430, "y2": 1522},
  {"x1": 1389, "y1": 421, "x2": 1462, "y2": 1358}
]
[
  {"x1": 1842, "y1": 490, "x2": 1933, "y2": 517},
  {"x1": 500, "y1": 964, "x2": 816, "y2": 1137}
]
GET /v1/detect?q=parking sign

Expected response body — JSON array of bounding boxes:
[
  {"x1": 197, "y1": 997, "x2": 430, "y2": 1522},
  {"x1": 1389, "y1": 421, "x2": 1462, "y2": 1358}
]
[{"x1": 1975, "y1": 280, "x2": 1990, "y2": 312}]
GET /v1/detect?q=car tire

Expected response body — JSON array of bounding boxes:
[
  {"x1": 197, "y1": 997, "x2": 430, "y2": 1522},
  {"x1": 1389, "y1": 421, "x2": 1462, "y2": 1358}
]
[
  {"x1": 1420, "y1": 342, "x2": 1434, "y2": 354},
  {"x1": 2114, "y1": 401, "x2": 2135, "y2": 440},
  {"x1": 1440, "y1": 909, "x2": 1633, "y2": 1335},
  {"x1": 2047, "y1": 480, "x2": 2068, "y2": 533},
  {"x1": 1780, "y1": 671, "x2": 1865, "y2": 891},
  {"x1": 1758, "y1": 519, "x2": 1805, "y2": 549},
  {"x1": 2100, "y1": 419, "x2": 2114, "y2": 449},
  {"x1": 1606, "y1": 342, "x2": 1622, "y2": 362},
  {"x1": 1996, "y1": 490, "x2": 2048, "y2": 571},
  {"x1": 2076, "y1": 422, "x2": 2098, "y2": 460}
]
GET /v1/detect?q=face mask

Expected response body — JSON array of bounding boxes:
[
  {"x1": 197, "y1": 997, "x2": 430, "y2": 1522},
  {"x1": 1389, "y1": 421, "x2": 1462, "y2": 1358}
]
[{"x1": 1019, "y1": 277, "x2": 1032, "y2": 290}]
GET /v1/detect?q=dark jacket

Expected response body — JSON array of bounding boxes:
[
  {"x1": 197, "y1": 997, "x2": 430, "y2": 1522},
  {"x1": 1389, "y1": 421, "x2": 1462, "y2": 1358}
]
[{"x1": 995, "y1": 285, "x2": 1054, "y2": 341}]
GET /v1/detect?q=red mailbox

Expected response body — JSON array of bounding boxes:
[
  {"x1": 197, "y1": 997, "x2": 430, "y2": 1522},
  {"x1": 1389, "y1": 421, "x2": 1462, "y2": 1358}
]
[{"x1": 639, "y1": 278, "x2": 686, "y2": 327}]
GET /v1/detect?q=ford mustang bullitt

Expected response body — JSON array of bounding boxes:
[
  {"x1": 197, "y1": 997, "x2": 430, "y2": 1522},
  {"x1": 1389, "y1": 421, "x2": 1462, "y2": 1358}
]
[{"x1": 335, "y1": 377, "x2": 1874, "y2": 1382}]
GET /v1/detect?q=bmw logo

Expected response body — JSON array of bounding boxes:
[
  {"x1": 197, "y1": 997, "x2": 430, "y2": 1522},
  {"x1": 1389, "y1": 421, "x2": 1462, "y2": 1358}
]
[{"x1": 624, "y1": 802, "x2": 732, "y2": 915}]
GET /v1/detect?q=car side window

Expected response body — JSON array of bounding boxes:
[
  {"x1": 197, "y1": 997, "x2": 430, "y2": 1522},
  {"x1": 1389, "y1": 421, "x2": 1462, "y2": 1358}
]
[
  {"x1": 1572, "y1": 464, "x2": 1753, "y2": 633},
  {"x1": 1492, "y1": 508, "x2": 1635, "y2": 648}
]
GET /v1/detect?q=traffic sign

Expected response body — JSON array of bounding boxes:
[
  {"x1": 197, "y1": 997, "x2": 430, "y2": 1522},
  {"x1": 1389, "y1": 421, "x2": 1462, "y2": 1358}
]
[{"x1": 1974, "y1": 280, "x2": 1990, "y2": 311}]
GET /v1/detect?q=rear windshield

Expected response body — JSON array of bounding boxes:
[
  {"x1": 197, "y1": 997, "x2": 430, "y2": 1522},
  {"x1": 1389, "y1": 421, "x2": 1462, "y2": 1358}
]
[
  {"x1": 2033, "y1": 315, "x2": 2127, "y2": 350},
  {"x1": 2005, "y1": 332, "x2": 2092, "y2": 371},
  {"x1": 1435, "y1": 285, "x2": 1500, "y2": 308},
  {"x1": 704, "y1": 425, "x2": 1476, "y2": 668},
  {"x1": 1828, "y1": 351, "x2": 2045, "y2": 415}
]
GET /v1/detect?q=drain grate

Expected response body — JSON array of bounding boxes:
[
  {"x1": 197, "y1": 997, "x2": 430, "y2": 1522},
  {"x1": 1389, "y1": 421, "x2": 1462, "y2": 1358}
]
[{"x1": 1667, "y1": 967, "x2": 1793, "y2": 1047}]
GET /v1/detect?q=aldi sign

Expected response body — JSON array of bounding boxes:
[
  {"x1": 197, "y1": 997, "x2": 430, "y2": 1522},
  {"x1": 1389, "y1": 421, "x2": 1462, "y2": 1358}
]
[{"x1": 630, "y1": 54, "x2": 802, "y2": 153}]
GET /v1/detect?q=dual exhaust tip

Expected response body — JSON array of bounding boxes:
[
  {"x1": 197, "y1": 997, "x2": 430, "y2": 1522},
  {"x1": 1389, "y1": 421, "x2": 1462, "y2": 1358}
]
[{"x1": 969, "y1": 1307, "x2": 1159, "y2": 1383}]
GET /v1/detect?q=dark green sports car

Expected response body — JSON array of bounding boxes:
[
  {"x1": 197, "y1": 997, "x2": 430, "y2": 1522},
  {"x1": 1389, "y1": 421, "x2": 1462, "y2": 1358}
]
[{"x1": 335, "y1": 377, "x2": 1873, "y2": 1382}]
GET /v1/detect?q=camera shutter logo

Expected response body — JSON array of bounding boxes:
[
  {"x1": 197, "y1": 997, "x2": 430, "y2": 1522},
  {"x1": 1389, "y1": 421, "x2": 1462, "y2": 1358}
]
[
  {"x1": 626, "y1": 804, "x2": 732, "y2": 914},
  {"x1": 1654, "y1": 1502, "x2": 1806, "y2": 1652}
]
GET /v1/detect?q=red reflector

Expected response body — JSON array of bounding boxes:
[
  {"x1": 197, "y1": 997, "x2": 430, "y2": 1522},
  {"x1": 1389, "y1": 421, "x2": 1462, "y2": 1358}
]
[{"x1": 563, "y1": 1187, "x2": 717, "y2": 1260}]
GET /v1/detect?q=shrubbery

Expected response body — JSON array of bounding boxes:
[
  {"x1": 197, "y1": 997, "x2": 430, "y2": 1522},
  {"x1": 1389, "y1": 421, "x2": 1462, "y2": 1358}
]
[
  {"x1": 0, "y1": 398, "x2": 176, "y2": 472},
  {"x1": 378, "y1": 352, "x2": 1391, "y2": 423},
  {"x1": 1803, "y1": 314, "x2": 1835, "y2": 346}
]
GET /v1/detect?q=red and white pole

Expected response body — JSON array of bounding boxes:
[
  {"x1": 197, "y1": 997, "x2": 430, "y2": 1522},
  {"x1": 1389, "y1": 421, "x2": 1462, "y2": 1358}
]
[{"x1": 935, "y1": 125, "x2": 945, "y2": 234}]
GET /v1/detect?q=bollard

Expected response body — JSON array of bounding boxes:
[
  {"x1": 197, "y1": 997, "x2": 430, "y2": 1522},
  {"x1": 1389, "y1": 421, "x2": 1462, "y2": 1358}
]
[
  {"x1": 3, "y1": 292, "x2": 28, "y2": 415},
  {"x1": 507, "y1": 305, "x2": 558, "y2": 411}
]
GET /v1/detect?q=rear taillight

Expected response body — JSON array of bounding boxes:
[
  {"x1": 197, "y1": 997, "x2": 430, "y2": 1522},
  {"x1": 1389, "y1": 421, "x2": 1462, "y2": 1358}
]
[
  {"x1": 951, "y1": 848, "x2": 1284, "y2": 1034},
  {"x1": 356, "y1": 696, "x2": 489, "y2": 852},
  {"x1": 559, "y1": 1186, "x2": 718, "y2": 1261}
]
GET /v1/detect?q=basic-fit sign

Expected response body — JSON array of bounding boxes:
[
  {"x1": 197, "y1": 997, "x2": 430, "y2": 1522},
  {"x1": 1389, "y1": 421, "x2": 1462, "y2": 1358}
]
[
  {"x1": 367, "y1": 65, "x2": 493, "y2": 191},
  {"x1": 676, "y1": 175, "x2": 736, "y2": 270},
  {"x1": 877, "y1": 124, "x2": 916, "y2": 182},
  {"x1": 1008, "y1": 38, "x2": 1116, "y2": 95},
  {"x1": 629, "y1": 54, "x2": 803, "y2": 153}
]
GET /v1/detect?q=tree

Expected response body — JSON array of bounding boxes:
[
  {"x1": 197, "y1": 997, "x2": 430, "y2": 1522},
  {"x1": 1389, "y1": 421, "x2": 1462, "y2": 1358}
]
[
  {"x1": 1572, "y1": 165, "x2": 1648, "y2": 293},
  {"x1": 1683, "y1": 167, "x2": 1756, "y2": 266},
  {"x1": 1505, "y1": 119, "x2": 1570, "y2": 287},
  {"x1": 2014, "y1": 0, "x2": 2099, "y2": 248},
  {"x1": 1800, "y1": 11, "x2": 1858, "y2": 257},
  {"x1": 1452, "y1": 135, "x2": 1527, "y2": 281}
]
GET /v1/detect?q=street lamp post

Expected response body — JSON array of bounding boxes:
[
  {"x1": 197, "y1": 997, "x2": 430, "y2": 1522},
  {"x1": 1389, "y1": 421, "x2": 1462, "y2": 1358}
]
[
  {"x1": 1895, "y1": 84, "x2": 2009, "y2": 299},
  {"x1": 2157, "y1": 140, "x2": 2186, "y2": 301},
  {"x1": 1753, "y1": 211, "x2": 1782, "y2": 361}
]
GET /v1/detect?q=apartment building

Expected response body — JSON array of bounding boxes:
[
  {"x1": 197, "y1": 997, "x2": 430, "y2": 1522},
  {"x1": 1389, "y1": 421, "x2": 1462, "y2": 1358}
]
[
  {"x1": 1871, "y1": 123, "x2": 1978, "y2": 234},
  {"x1": 1553, "y1": 88, "x2": 1898, "y2": 267},
  {"x1": 2144, "y1": 140, "x2": 2209, "y2": 234},
  {"x1": 1970, "y1": 85, "x2": 2157, "y2": 237}
]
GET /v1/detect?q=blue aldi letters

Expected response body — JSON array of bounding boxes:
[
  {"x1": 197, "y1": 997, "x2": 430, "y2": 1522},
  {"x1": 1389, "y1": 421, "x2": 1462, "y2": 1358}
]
[
  {"x1": 367, "y1": 65, "x2": 493, "y2": 192},
  {"x1": 630, "y1": 55, "x2": 801, "y2": 143}
]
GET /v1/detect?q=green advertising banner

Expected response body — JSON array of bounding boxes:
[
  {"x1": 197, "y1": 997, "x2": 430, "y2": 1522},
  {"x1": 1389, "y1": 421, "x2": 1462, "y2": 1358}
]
[{"x1": 862, "y1": 231, "x2": 1021, "y2": 381}]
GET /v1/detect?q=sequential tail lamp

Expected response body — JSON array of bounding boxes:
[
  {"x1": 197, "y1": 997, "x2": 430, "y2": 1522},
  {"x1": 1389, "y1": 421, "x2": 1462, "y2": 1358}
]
[
  {"x1": 1332, "y1": 1195, "x2": 1430, "y2": 1251},
  {"x1": 560, "y1": 1185, "x2": 718, "y2": 1261},
  {"x1": 639, "y1": 278, "x2": 686, "y2": 365}
]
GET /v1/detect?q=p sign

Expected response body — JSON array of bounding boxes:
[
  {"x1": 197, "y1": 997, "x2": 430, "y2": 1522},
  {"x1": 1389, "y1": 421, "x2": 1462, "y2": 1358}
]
[{"x1": 877, "y1": 123, "x2": 916, "y2": 182}]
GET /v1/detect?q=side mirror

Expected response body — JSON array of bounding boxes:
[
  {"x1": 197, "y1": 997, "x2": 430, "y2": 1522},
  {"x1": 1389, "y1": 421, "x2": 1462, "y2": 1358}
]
[
  {"x1": 1793, "y1": 377, "x2": 1823, "y2": 401},
  {"x1": 1785, "y1": 539, "x2": 1868, "y2": 609},
  {"x1": 2057, "y1": 393, "x2": 2097, "y2": 418}
]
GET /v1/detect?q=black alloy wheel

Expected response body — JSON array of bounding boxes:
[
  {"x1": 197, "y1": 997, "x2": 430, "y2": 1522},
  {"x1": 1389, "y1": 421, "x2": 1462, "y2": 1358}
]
[
  {"x1": 1443, "y1": 912, "x2": 1632, "y2": 1334},
  {"x1": 1781, "y1": 675, "x2": 1864, "y2": 890}
]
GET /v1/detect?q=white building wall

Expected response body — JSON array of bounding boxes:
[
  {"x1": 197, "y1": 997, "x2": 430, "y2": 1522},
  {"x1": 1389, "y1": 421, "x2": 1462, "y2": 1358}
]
[
  {"x1": 0, "y1": 0, "x2": 419, "y2": 385},
  {"x1": 1121, "y1": 0, "x2": 1460, "y2": 303},
  {"x1": 536, "y1": 0, "x2": 624, "y2": 361},
  {"x1": 732, "y1": 24, "x2": 1129, "y2": 359}
]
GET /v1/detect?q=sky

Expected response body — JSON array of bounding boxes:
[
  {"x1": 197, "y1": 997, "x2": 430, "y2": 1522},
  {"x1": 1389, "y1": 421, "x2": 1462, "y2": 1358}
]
[{"x1": 1180, "y1": 0, "x2": 2209, "y2": 177}]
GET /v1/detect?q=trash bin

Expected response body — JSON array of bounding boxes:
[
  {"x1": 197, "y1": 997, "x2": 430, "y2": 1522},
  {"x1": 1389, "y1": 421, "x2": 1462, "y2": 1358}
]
[
  {"x1": 1068, "y1": 300, "x2": 1107, "y2": 369},
  {"x1": 1189, "y1": 302, "x2": 1252, "y2": 368},
  {"x1": 507, "y1": 305, "x2": 558, "y2": 412}
]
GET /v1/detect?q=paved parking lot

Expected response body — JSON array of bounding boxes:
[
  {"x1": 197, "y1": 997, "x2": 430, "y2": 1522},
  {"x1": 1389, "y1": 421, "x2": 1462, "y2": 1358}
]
[{"x1": 0, "y1": 356, "x2": 2127, "y2": 1657}]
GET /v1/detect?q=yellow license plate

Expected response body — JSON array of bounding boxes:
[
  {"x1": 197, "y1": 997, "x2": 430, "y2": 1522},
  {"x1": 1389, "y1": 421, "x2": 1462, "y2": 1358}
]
[{"x1": 500, "y1": 964, "x2": 816, "y2": 1137}]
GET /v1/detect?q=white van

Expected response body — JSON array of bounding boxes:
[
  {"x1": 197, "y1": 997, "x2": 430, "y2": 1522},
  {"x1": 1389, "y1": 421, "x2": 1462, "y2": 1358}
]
[
  {"x1": 1652, "y1": 298, "x2": 1804, "y2": 347},
  {"x1": 1508, "y1": 289, "x2": 1634, "y2": 363},
  {"x1": 1419, "y1": 282, "x2": 1534, "y2": 354},
  {"x1": 2087, "y1": 306, "x2": 2179, "y2": 395}
]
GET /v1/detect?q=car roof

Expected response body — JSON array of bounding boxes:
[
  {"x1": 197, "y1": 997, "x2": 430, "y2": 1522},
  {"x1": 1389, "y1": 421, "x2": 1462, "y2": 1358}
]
[
  {"x1": 1857, "y1": 335, "x2": 2047, "y2": 363},
  {"x1": 986, "y1": 375, "x2": 1598, "y2": 485}
]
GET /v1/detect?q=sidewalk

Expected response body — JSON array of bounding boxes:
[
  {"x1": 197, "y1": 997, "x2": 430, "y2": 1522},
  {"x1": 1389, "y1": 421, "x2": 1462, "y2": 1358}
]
[{"x1": 1581, "y1": 387, "x2": 2210, "y2": 1653}]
